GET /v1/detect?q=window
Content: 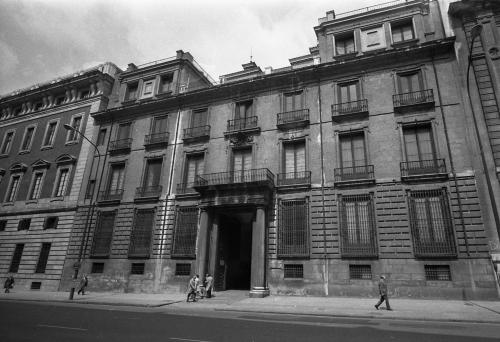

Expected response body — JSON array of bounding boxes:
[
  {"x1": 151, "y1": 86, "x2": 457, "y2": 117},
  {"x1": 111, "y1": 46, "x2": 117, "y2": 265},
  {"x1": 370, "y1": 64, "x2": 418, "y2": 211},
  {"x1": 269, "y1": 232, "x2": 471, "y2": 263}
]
[
  {"x1": 91, "y1": 211, "x2": 116, "y2": 257},
  {"x1": 0, "y1": 131, "x2": 14, "y2": 155},
  {"x1": 106, "y1": 163, "x2": 125, "y2": 194},
  {"x1": 391, "y1": 21, "x2": 415, "y2": 43},
  {"x1": 97, "y1": 128, "x2": 107, "y2": 146},
  {"x1": 42, "y1": 121, "x2": 58, "y2": 147},
  {"x1": 30, "y1": 282, "x2": 42, "y2": 290},
  {"x1": 160, "y1": 74, "x2": 173, "y2": 93},
  {"x1": 339, "y1": 194, "x2": 378, "y2": 257},
  {"x1": 91, "y1": 262, "x2": 105, "y2": 273},
  {"x1": 424, "y1": 265, "x2": 451, "y2": 281},
  {"x1": 184, "y1": 154, "x2": 204, "y2": 187},
  {"x1": 18, "y1": 218, "x2": 31, "y2": 231},
  {"x1": 231, "y1": 100, "x2": 254, "y2": 130},
  {"x1": 35, "y1": 243, "x2": 51, "y2": 273},
  {"x1": 131, "y1": 263, "x2": 145, "y2": 275},
  {"x1": 232, "y1": 148, "x2": 252, "y2": 183},
  {"x1": 54, "y1": 167, "x2": 70, "y2": 197},
  {"x1": 283, "y1": 91, "x2": 303, "y2": 112},
  {"x1": 9, "y1": 244, "x2": 24, "y2": 273},
  {"x1": 141, "y1": 79, "x2": 155, "y2": 98},
  {"x1": 66, "y1": 116, "x2": 82, "y2": 142},
  {"x1": 335, "y1": 34, "x2": 355, "y2": 55},
  {"x1": 339, "y1": 133, "x2": 368, "y2": 177},
  {"x1": 403, "y1": 124, "x2": 436, "y2": 166},
  {"x1": 278, "y1": 198, "x2": 309, "y2": 258},
  {"x1": 117, "y1": 122, "x2": 131, "y2": 141},
  {"x1": 172, "y1": 206, "x2": 198, "y2": 258},
  {"x1": 128, "y1": 209, "x2": 155, "y2": 258},
  {"x1": 151, "y1": 116, "x2": 168, "y2": 135},
  {"x1": 338, "y1": 81, "x2": 360, "y2": 104},
  {"x1": 284, "y1": 264, "x2": 303, "y2": 279},
  {"x1": 0, "y1": 220, "x2": 7, "y2": 231},
  {"x1": 43, "y1": 216, "x2": 58, "y2": 230},
  {"x1": 397, "y1": 71, "x2": 423, "y2": 94},
  {"x1": 282, "y1": 140, "x2": 306, "y2": 181},
  {"x1": 20, "y1": 126, "x2": 35, "y2": 152},
  {"x1": 175, "y1": 263, "x2": 191, "y2": 276},
  {"x1": 191, "y1": 109, "x2": 208, "y2": 128},
  {"x1": 126, "y1": 82, "x2": 139, "y2": 101},
  {"x1": 349, "y1": 265, "x2": 372, "y2": 279},
  {"x1": 5, "y1": 175, "x2": 22, "y2": 202},
  {"x1": 142, "y1": 158, "x2": 162, "y2": 190},
  {"x1": 361, "y1": 26, "x2": 385, "y2": 51},
  {"x1": 85, "y1": 180, "x2": 96, "y2": 200},
  {"x1": 408, "y1": 189, "x2": 456, "y2": 257},
  {"x1": 28, "y1": 171, "x2": 44, "y2": 200}
]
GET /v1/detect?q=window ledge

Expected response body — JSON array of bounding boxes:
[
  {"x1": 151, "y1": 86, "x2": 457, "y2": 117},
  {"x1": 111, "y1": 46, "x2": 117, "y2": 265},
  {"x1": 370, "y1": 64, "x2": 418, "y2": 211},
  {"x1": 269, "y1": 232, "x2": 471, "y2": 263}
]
[
  {"x1": 50, "y1": 197, "x2": 65, "y2": 202},
  {"x1": 391, "y1": 39, "x2": 419, "y2": 48},
  {"x1": 2, "y1": 202, "x2": 14, "y2": 207},
  {"x1": 65, "y1": 140, "x2": 78, "y2": 146},
  {"x1": 25, "y1": 200, "x2": 39, "y2": 204},
  {"x1": 0, "y1": 154, "x2": 8, "y2": 159},
  {"x1": 40, "y1": 145, "x2": 54, "y2": 151},
  {"x1": 18, "y1": 150, "x2": 30, "y2": 155}
]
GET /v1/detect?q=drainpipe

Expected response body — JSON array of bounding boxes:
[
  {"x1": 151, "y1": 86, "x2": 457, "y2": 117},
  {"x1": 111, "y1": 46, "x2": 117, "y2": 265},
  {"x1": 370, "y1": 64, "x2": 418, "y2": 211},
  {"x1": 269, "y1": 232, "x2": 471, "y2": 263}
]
[{"x1": 317, "y1": 75, "x2": 329, "y2": 296}]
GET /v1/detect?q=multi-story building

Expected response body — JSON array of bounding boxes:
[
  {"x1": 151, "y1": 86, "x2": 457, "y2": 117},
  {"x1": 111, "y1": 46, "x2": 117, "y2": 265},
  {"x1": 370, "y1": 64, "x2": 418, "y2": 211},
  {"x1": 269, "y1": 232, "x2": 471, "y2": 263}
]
[
  {"x1": 448, "y1": 0, "x2": 500, "y2": 284},
  {"x1": 0, "y1": 63, "x2": 119, "y2": 290},
  {"x1": 57, "y1": 0, "x2": 498, "y2": 299}
]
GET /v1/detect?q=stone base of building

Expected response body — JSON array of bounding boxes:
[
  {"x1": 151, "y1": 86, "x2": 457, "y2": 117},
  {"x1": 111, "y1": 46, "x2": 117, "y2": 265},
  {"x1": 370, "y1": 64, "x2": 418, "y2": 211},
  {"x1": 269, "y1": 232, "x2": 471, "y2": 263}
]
[{"x1": 249, "y1": 287, "x2": 270, "y2": 298}]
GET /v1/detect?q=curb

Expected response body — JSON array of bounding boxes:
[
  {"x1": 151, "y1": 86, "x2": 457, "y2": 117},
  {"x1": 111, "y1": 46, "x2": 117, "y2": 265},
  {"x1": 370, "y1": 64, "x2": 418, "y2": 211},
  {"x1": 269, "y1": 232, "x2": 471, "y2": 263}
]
[{"x1": 0, "y1": 297, "x2": 181, "y2": 308}]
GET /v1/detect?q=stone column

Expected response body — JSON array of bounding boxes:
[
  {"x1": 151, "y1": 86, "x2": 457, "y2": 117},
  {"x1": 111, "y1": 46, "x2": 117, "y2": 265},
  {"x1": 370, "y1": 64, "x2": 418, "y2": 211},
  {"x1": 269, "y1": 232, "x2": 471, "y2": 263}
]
[
  {"x1": 208, "y1": 215, "x2": 219, "y2": 277},
  {"x1": 196, "y1": 208, "x2": 210, "y2": 282},
  {"x1": 250, "y1": 206, "x2": 269, "y2": 298}
]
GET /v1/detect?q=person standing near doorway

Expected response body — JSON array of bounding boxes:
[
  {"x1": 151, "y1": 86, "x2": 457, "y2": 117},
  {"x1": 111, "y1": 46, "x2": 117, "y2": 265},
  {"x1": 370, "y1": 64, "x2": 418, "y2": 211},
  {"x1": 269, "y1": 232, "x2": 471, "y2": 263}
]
[
  {"x1": 187, "y1": 275, "x2": 198, "y2": 302},
  {"x1": 205, "y1": 273, "x2": 214, "y2": 298},
  {"x1": 375, "y1": 275, "x2": 392, "y2": 311}
]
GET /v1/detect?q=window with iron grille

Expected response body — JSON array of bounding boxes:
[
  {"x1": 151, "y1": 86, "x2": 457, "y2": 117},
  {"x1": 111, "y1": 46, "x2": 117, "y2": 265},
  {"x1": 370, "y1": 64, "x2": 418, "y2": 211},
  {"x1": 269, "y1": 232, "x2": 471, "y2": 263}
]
[
  {"x1": 131, "y1": 263, "x2": 145, "y2": 275},
  {"x1": 425, "y1": 265, "x2": 452, "y2": 281},
  {"x1": 90, "y1": 211, "x2": 116, "y2": 258},
  {"x1": 44, "y1": 216, "x2": 58, "y2": 230},
  {"x1": 284, "y1": 264, "x2": 303, "y2": 279},
  {"x1": 278, "y1": 198, "x2": 309, "y2": 258},
  {"x1": 339, "y1": 194, "x2": 378, "y2": 258},
  {"x1": 128, "y1": 209, "x2": 155, "y2": 258},
  {"x1": 30, "y1": 282, "x2": 42, "y2": 290},
  {"x1": 91, "y1": 262, "x2": 104, "y2": 274},
  {"x1": 408, "y1": 189, "x2": 456, "y2": 257},
  {"x1": 349, "y1": 264, "x2": 372, "y2": 279},
  {"x1": 0, "y1": 220, "x2": 7, "y2": 231},
  {"x1": 18, "y1": 218, "x2": 31, "y2": 231},
  {"x1": 175, "y1": 263, "x2": 191, "y2": 276},
  {"x1": 9, "y1": 243, "x2": 24, "y2": 273},
  {"x1": 172, "y1": 207, "x2": 198, "y2": 258},
  {"x1": 35, "y1": 243, "x2": 51, "y2": 273}
]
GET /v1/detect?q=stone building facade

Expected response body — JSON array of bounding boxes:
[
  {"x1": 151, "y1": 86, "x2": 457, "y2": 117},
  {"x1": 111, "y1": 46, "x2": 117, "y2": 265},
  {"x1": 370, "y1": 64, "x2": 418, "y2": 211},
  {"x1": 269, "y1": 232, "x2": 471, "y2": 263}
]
[
  {"x1": 49, "y1": 0, "x2": 500, "y2": 299},
  {"x1": 0, "y1": 63, "x2": 119, "y2": 290}
]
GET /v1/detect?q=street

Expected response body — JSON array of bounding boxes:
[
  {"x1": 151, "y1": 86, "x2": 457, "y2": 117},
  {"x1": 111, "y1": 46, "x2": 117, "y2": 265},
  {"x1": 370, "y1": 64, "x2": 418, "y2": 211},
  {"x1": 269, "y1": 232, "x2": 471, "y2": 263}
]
[{"x1": 1, "y1": 301, "x2": 500, "y2": 341}]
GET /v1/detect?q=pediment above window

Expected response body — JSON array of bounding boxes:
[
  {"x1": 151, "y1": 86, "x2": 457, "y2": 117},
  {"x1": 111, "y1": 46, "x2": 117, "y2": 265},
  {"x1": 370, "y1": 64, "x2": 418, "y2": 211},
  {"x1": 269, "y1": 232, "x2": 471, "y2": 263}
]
[
  {"x1": 9, "y1": 163, "x2": 28, "y2": 173},
  {"x1": 55, "y1": 154, "x2": 77, "y2": 165},
  {"x1": 31, "y1": 159, "x2": 51, "y2": 169}
]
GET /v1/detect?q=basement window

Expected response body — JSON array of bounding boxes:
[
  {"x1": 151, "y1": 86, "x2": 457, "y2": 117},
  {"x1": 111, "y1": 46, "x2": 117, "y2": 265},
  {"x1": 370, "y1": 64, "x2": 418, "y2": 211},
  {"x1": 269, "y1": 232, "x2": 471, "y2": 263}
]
[
  {"x1": 349, "y1": 265, "x2": 372, "y2": 280},
  {"x1": 175, "y1": 263, "x2": 191, "y2": 276},
  {"x1": 284, "y1": 264, "x2": 303, "y2": 279},
  {"x1": 425, "y1": 265, "x2": 451, "y2": 281},
  {"x1": 91, "y1": 262, "x2": 104, "y2": 274},
  {"x1": 131, "y1": 262, "x2": 145, "y2": 275}
]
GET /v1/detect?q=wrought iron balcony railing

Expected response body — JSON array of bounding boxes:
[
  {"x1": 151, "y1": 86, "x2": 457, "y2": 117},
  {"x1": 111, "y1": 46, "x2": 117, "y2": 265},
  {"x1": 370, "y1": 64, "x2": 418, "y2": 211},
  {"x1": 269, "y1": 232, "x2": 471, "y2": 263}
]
[
  {"x1": 276, "y1": 109, "x2": 310, "y2": 127},
  {"x1": 277, "y1": 171, "x2": 311, "y2": 186},
  {"x1": 400, "y1": 158, "x2": 446, "y2": 177},
  {"x1": 135, "y1": 185, "x2": 162, "y2": 198},
  {"x1": 194, "y1": 168, "x2": 274, "y2": 188},
  {"x1": 176, "y1": 182, "x2": 197, "y2": 195},
  {"x1": 183, "y1": 125, "x2": 210, "y2": 140},
  {"x1": 334, "y1": 165, "x2": 374, "y2": 182},
  {"x1": 226, "y1": 116, "x2": 258, "y2": 132},
  {"x1": 393, "y1": 89, "x2": 434, "y2": 109},
  {"x1": 109, "y1": 138, "x2": 132, "y2": 152},
  {"x1": 144, "y1": 132, "x2": 169, "y2": 146},
  {"x1": 332, "y1": 99, "x2": 369, "y2": 116},
  {"x1": 98, "y1": 189, "x2": 124, "y2": 202}
]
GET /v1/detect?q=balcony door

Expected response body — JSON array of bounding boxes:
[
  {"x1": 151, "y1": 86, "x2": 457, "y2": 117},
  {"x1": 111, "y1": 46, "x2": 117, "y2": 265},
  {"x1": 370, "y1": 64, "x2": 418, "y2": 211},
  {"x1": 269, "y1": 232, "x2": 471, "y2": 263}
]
[
  {"x1": 232, "y1": 148, "x2": 252, "y2": 183},
  {"x1": 185, "y1": 154, "x2": 204, "y2": 188},
  {"x1": 107, "y1": 163, "x2": 125, "y2": 195},
  {"x1": 283, "y1": 141, "x2": 305, "y2": 182},
  {"x1": 234, "y1": 101, "x2": 253, "y2": 130},
  {"x1": 143, "y1": 159, "x2": 162, "y2": 190},
  {"x1": 403, "y1": 125, "x2": 437, "y2": 174},
  {"x1": 339, "y1": 133, "x2": 367, "y2": 179}
]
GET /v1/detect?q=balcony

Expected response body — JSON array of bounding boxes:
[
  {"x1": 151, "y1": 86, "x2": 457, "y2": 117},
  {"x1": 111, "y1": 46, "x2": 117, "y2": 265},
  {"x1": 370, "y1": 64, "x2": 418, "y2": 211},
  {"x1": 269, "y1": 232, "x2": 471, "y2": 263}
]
[
  {"x1": 194, "y1": 168, "x2": 274, "y2": 193},
  {"x1": 183, "y1": 125, "x2": 210, "y2": 143},
  {"x1": 277, "y1": 171, "x2": 311, "y2": 189},
  {"x1": 98, "y1": 189, "x2": 124, "y2": 203},
  {"x1": 334, "y1": 165, "x2": 375, "y2": 186},
  {"x1": 331, "y1": 99, "x2": 369, "y2": 122},
  {"x1": 109, "y1": 138, "x2": 132, "y2": 154},
  {"x1": 135, "y1": 185, "x2": 162, "y2": 201},
  {"x1": 176, "y1": 182, "x2": 198, "y2": 197},
  {"x1": 393, "y1": 89, "x2": 434, "y2": 113},
  {"x1": 224, "y1": 116, "x2": 260, "y2": 137},
  {"x1": 400, "y1": 159, "x2": 448, "y2": 181},
  {"x1": 144, "y1": 132, "x2": 169, "y2": 149},
  {"x1": 276, "y1": 109, "x2": 310, "y2": 130}
]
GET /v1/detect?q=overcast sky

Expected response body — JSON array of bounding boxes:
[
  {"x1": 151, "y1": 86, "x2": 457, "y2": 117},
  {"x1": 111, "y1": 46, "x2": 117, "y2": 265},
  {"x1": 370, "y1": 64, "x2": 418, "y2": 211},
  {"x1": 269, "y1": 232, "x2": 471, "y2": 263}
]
[{"x1": 0, "y1": 0, "x2": 453, "y2": 95}]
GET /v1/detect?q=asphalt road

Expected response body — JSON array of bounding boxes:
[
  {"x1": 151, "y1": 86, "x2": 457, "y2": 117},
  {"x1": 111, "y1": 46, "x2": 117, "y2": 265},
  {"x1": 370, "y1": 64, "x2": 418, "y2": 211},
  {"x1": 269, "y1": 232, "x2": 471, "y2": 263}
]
[{"x1": 1, "y1": 301, "x2": 499, "y2": 342}]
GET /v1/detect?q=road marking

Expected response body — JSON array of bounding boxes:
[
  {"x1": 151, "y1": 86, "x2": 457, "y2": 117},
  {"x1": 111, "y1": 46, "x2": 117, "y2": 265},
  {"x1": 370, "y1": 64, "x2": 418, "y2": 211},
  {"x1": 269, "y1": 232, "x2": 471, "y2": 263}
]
[
  {"x1": 37, "y1": 324, "x2": 87, "y2": 331},
  {"x1": 170, "y1": 338, "x2": 212, "y2": 342}
]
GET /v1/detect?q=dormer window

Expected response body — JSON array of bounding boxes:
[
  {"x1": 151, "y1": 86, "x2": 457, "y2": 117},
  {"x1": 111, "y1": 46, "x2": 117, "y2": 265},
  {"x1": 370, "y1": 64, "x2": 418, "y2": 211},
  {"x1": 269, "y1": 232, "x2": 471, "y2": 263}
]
[
  {"x1": 126, "y1": 82, "x2": 138, "y2": 101},
  {"x1": 141, "y1": 79, "x2": 155, "y2": 98},
  {"x1": 160, "y1": 74, "x2": 173, "y2": 94},
  {"x1": 391, "y1": 20, "x2": 415, "y2": 44},
  {"x1": 335, "y1": 33, "x2": 355, "y2": 56}
]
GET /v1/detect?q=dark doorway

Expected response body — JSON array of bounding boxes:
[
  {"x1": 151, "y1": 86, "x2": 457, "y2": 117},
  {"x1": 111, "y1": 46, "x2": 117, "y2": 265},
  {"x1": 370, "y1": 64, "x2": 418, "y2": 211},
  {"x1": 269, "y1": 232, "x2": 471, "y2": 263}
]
[{"x1": 215, "y1": 213, "x2": 252, "y2": 290}]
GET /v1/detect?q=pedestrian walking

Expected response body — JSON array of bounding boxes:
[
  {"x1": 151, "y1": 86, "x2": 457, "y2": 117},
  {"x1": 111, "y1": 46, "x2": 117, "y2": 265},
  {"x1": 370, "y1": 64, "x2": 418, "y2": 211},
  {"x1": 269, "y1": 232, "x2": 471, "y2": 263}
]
[
  {"x1": 187, "y1": 275, "x2": 198, "y2": 302},
  {"x1": 4, "y1": 275, "x2": 14, "y2": 293},
  {"x1": 375, "y1": 275, "x2": 392, "y2": 310},
  {"x1": 77, "y1": 274, "x2": 88, "y2": 295},
  {"x1": 204, "y1": 273, "x2": 214, "y2": 298}
]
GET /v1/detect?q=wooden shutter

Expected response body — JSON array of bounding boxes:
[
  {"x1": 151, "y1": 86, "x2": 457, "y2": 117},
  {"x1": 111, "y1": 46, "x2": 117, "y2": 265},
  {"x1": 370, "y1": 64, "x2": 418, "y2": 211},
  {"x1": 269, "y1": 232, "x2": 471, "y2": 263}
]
[
  {"x1": 144, "y1": 159, "x2": 162, "y2": 187},
  {"x1": 118, "y1": 123, "x2": 131, "y2": 140},
  {"x1": 152, "y1": 116, "x2": 168, "y2": 134}
]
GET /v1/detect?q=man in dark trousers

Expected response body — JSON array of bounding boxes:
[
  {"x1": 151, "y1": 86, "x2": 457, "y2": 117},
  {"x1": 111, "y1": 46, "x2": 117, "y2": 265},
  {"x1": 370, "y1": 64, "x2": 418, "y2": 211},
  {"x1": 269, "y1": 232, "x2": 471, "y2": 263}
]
[
  {"x1": 77, "y1": 274, "x2": 88, "y2": 295},
  {"x1": 4, "y1": 275, "x2": 14, "y2": 293},
  {"x1": 204, "y1": 273, "x2": 214, "y2": 298},
  {"x1": 375, "y1": 275, "x2": 392, "y2": 310},
  {"x1": 186, "y1": 275, "x2": 198, "y2": 302}
]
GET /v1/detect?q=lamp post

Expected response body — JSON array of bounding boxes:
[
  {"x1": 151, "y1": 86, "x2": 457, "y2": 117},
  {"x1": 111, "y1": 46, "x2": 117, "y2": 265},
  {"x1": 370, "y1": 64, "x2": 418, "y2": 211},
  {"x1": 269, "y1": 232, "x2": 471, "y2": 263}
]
[
  {"x1": 465, "y1": 24, "x2": 500, "y2": 244},
  {"x1": 63, "y1": 123, "x2": 103, "y2": 300}
]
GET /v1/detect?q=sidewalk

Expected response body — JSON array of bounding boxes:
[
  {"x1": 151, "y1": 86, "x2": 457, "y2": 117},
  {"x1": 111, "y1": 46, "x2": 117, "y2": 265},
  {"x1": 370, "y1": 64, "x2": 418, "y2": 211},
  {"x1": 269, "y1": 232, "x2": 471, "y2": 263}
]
[{"x1": 1, "y1": 290, "x2": 500, "y2": 324}]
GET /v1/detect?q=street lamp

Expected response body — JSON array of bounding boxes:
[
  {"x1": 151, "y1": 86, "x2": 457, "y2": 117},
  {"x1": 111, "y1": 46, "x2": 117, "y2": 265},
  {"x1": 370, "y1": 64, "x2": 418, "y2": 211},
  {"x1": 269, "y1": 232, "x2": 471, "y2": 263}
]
[{"x1": 63, "y1": 123, "x2": 103, "y2": 299}]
